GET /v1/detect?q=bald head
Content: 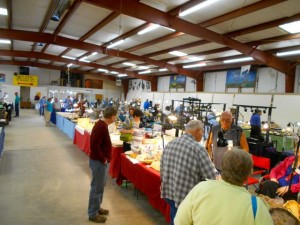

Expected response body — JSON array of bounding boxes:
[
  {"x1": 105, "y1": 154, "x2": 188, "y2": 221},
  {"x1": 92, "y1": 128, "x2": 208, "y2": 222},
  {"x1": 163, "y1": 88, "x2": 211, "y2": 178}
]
[{"x1": 220, "y1": 111, "x2": 233, "y2": 130}]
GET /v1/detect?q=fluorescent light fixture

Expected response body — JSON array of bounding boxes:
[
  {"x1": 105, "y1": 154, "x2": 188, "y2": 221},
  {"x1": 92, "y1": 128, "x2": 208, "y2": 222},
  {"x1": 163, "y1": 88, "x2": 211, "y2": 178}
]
[
  {"x1": 189, "y1": 56, "x2": 203, "y2": 61},
  {"x1": 179, "y1": 0, "x2": 220, "y2": 17},
  {"x1": 107, "y1": 39, "x2": 124, "y2": 49},
  {"x1": 67, "y1": 63, "x2": 73, "y2": 67},
  {"x1": 97, "y1": 68, "x2": 109, "y2": 73},
  {"x1": 162, "y1": 26, "x2": 176, "y2": 32},
  {"x1": 118, "y1": 74, "x2": 128, "y2": 77},
  {"x1": 122, "y1": 62, "x2": 136, "y2": 67},
  {"x1": 138, "y1": 24, "x2": 160, "y2": 35},
  {"x1": 91, "y1": 52, "x2": 98, "y2": 56},
  {"x1": 62, "y1": 55, "x2": 76, "y2": 60},
  {"x1": 223, "y1": 57, "x2": 253, "y2": 64},
  {"x1": 159, "y1": 68, "x2": 168, "y2": 72},
  {"x1": 0, "y1": 39, "x2": 10, "y2": 44},
  {"x1": 279, "y1": 21, "x2": 300, "y2": 34},
  {"x1": 79, "y1": 56, "x2": 90, "y2": 63},
  {"x1": 138, "y1": 70, "x2": 151, "y2": 74},
  {"x1": 79, "y1": 59, "x2": 90, "y2": 63},
  {"x1": 276, "y1": 50, "x2": 300, "y2": 57},
  {"x1": 0, "y1": 8, "x2": 8, "y2": 15},
  {"x1": 110, "y1": 71, "x2": 118, "y2": 74},
  {"x1": 138, "y1": 66, "x2": 149, "y2": 70},
  {"x1": 169, "y1": 51, "x2": 188, "y2": 57},
  {"x1": 183, "y1": 63, "x2": 206, "y2": 68}
]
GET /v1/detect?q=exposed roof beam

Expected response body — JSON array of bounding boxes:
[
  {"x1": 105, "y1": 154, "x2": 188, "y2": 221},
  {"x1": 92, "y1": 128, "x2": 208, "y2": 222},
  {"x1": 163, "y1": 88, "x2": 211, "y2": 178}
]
[
  {"x1": 83, "y1": 0, "x2": 292, "y2": 74},
  {"x1": 0, "y1": 29, "x2": 199, "y2": 79},
  {"x1": 0, "y1": 60, "x2": 116, "y2": 81},
  {"x1": 41, "y1": 0, "x2": 83, "y2": 54}
]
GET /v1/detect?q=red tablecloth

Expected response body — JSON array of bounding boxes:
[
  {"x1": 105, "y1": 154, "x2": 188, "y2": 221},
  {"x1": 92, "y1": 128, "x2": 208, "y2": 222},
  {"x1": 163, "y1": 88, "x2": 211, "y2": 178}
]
[
  {"x1": 109, "y1": 145, "x2": 123, "y2": 181},
  {"x1": 73, "y1": 129, "x2": 124, "y2": 182},
  {"x1": 120, "y1": 154, "x2": 170, "y2": 222},
  {"x1": 73, "y1": 129, "x2": 90, "y2": 156}
]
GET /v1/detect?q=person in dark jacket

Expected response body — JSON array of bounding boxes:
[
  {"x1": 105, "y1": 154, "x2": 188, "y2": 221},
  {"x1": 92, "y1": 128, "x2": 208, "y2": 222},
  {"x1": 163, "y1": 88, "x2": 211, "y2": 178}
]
[{"x1": 88, "y1": 107, "x2": 117, "y2": 223}]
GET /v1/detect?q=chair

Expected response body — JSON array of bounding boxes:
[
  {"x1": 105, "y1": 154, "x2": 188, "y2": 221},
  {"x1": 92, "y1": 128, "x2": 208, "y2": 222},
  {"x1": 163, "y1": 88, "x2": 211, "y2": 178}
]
[{"x1": 244, "y1": 154, "x2": 270, "y2": 190}]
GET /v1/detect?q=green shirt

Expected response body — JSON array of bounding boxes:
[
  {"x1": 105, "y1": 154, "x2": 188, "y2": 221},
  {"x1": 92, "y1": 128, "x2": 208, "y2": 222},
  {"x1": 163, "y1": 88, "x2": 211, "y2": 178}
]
[
  {"x1": 15, "y1": 96, "x2": 20, "y2": 105},
  {"x1": 175, "y1": 180, "x2": 273, "y2": 225}
]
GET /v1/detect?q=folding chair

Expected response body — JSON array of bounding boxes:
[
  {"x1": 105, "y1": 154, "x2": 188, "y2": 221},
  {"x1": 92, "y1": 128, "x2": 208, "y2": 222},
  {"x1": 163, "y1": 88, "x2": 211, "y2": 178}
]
[{"x1": 244, "y1": 154, "x2": 270, "y2": 190}]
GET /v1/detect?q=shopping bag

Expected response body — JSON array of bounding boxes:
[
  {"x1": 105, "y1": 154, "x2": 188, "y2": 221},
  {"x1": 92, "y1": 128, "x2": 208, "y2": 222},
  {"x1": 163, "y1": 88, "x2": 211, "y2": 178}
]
[{"x1": 120, "y1": 133, "x2": 133, "y2": 142}]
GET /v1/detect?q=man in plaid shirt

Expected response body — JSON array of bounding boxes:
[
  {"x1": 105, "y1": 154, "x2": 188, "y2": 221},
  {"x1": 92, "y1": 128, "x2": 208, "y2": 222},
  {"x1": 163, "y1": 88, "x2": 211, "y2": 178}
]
[{"x1": 160, "y1": 120, "x2": 218, "y2": 225}]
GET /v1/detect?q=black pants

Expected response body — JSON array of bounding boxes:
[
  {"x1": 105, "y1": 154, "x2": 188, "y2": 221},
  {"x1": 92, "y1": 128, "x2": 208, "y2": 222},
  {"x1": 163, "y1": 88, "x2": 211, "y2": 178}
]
[
  {"x1": 123, "y1": 142, "x2": 131, "y2": 152},
  {"x1": 259, "y1": 181, "x2": 298, "y2": 201}
]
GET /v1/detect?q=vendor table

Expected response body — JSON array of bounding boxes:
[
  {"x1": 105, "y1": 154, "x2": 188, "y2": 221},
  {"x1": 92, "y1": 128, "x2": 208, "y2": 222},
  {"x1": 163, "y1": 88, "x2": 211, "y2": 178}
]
[
  {"x1": 0, "y1": 127, "x2": 5, "y2": 159},
  {"x1": 56, "y1": 114, "x2": 76, "y2": 140},
  {"x1": 120, "y1": 154, "x2": 170, "y2": 222},
  {"x1": 73, "y1": 128, "x2": 124, "y2": 181}
]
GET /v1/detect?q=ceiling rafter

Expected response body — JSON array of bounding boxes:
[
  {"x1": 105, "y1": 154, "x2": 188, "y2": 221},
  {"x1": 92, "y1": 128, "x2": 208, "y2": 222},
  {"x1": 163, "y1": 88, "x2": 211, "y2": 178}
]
[
  {"x1": 0, "y1": 28, "x2": 202, "y2": 79},
  {"x1": 103, "y1": 0, "x2": 288, "y2": 61},
  {"x1": 40, "y1": 0, "x2": 83, "y2": 54},
  {"x1": 83, "y1": 0, "x2": 292, "y2": 75}
]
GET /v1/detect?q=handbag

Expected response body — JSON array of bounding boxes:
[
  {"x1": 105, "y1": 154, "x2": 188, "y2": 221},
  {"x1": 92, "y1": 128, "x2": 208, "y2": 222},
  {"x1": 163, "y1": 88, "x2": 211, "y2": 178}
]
[
  {"x1": 120, "y1": 120, "x2": 133, "y2": 142},
  {"x1": 120, "y1": 133, "x2": 133, "y2": 142}
]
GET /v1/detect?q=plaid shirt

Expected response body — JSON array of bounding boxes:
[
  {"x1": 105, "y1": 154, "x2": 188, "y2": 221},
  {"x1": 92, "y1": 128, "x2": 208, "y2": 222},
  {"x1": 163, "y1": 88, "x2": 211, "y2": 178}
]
[{"x1": 160, "y1": 133, "x2": 217, "y2": 207}]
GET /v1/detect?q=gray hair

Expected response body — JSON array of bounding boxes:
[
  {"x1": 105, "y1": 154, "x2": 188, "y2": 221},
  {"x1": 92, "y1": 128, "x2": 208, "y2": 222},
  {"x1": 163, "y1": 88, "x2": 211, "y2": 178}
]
[
  {"x1": 103, "y1": 106, "x2": 117, "y2": 119},
  {"x1": 185, "y1": 120, "x2": 203, "y2": 131},
  {"x1": 221, "y1": 148, "x2": 253, "y2": 186}
]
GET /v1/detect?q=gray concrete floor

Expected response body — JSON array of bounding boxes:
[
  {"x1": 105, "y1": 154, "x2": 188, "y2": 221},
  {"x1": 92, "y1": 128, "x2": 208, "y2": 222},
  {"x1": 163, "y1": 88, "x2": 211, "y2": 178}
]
[{"x1": 0, "y1": 109, "x2": 168, "y2": 225}]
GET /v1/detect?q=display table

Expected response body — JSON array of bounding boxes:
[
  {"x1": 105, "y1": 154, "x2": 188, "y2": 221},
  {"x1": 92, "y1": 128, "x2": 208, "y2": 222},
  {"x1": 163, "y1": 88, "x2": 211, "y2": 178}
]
[
  {"x1": 120, "y1": 154, "x2": 170, "y2": 222},
  {"x1": 73, "y1": 128, "x2": 91, "y2": 156},
  {"x1": 0, "y1": 127, "x2": 5, "y2": 159},
  {"x1": 56, "y1": 113, "x2": 76, "y2": 140}
]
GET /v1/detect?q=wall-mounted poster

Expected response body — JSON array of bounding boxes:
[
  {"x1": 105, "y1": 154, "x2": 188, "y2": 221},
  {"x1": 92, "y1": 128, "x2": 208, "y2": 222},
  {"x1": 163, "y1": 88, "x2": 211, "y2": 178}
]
[
  {"x1": 128, "y1": 79, "x2": 151, "y2": 92},
  {"x1": 226, "y1": 69, "x2": 257, "y2": 88},
  {"x1": 84, "y1": 79, "x2": 103, "y2": 89},
  {"x1": 169, "y1": 75, "x2": 186, "y2": 92}
]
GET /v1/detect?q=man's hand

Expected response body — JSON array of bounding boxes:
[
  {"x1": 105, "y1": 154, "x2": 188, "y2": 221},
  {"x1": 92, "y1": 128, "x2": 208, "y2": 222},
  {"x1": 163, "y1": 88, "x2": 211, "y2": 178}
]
[{"x1": 270, "y1": 178, "x2": 278, "y2": 183}]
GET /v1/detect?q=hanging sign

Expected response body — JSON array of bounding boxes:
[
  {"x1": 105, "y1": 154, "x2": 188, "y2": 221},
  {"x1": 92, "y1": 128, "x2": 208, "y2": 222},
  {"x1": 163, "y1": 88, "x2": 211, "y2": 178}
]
[{"x1": 13, "y1": 75, "x2": 38, "y2": 87}]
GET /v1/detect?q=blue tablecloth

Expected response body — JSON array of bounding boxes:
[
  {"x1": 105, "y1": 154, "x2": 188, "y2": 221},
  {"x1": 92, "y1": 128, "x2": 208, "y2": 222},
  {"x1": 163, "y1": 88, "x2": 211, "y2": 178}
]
[
  {"x1": 55, "y1": 114, "x2": 75, "y2": 140},
  {"x1": 56, "y1": 114, "x2": 64, "y2": 130},
  {"x1": 0, "y1": 127, "x2": 5, "y2": 159},
  {"x1": 62, "y1": 118, "x2": 75, "y2": 140}
]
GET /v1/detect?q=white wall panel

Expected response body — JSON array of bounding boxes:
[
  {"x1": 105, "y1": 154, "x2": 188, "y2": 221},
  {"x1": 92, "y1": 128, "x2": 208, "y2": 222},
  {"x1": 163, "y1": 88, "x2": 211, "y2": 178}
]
[{"x1": 256, "y1": 68, "x2": 285, "y2": 93}]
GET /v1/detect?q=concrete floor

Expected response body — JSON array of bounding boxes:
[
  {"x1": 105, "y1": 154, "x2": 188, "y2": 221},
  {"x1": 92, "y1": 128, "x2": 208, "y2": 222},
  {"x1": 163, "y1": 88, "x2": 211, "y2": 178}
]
[{"x1": 0, "y1": 109, "x2": 168, "y2": 225}]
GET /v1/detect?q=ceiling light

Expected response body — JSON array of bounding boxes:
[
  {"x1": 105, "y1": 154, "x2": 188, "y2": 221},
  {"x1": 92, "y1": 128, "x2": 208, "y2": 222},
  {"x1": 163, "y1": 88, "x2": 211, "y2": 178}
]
[
  {"x1": 122, "y1": 62, "x2": 136, "y2": 67},
  {"x1": 67, "y1": 63, "x2": 73, "y2": 67},
  {"x1": 79, "y1": 57, "x2": 90, "y2": 63},
  {"x1": 0, "y1": 39, "x2": 11, "y2": 44},
  {"x1": 107, "y1": 39, "x2": 124, "y2": 49},
  {"x1": 183, "y1": 63, "x2": 206, "y2": 68},
  {"x1": 179, "y1": 0, "x2": 220, "y2": 17},
  {"x1": 138, "y1": 66, "x2": 149, "y2": 70},
  {"x1": 110, "y1": 71, "x2": 118, "y2": 74},
  {"x1": 276, "y1": 50, "x2": 300, "y2": 57},
  {"x1": 159, "y1": 68, "x2": 168, "y2": 72},
  {"x1": 169, "y1": 51, "x2": 188, "y2": 57},
  {"x1": 0, "y1": 8, "x2": 8, "y2": 15},
  {"x1": 279, "y1": 21, "x2": 300, "y2": 34},
  {"x1": 189, "y1": 56, "x2": 203, "y2": 61},
  {"x1": 62, "y1": 55, "x2": 76, "y2": 60},
  {"x1": 118, "y1": 74, "x2": 128, "y2": 77},
  {"x1": 97, "y1": 68, "x2": 109, "y2": 73},
  {"x1": 91, "y1": 52, "x2": 98, "y2": 56},
  {"x1": 223, "y1": 57, "x2": 253, "y2": 64},
  {"x1": 138, "y1": 24, "x2": 160, "y2": 35},
  {"x1": 138, "y1": 70, "x2": 151, "y2": 74}
]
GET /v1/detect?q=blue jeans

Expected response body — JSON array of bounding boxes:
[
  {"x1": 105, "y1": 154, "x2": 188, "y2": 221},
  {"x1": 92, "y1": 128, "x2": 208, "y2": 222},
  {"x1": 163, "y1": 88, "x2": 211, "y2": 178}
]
[
  {"x1": 88, "y1": 159, "x2": 109, "y2": 218},
  {"x1": 15, "y1": 103, "x2": 19, "y2": 117},
  {"x1": 165, "y1": 198, "x2": 177, "y2": 225}
]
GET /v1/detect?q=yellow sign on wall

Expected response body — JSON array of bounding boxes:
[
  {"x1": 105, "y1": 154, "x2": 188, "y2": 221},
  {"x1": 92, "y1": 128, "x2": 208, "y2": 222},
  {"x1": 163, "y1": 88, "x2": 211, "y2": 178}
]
[{"x1": 13, "y1": 75, "x2": 38, "y2": 87}]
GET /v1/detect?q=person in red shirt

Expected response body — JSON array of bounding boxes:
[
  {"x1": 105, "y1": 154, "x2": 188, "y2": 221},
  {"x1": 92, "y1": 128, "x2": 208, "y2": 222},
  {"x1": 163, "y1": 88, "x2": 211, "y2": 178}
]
[{"x1": 88, "y1": 106, "x2": 117, "y2": 223}]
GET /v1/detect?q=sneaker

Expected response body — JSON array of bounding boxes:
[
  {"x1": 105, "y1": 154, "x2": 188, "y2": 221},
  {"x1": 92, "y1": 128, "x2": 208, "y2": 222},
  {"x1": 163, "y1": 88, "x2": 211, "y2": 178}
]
[
  {"x1": 89, "y1": 215, "x2": 107, "y2": 223},
  {"x1": 98, "y1": 208, "x2": 109, "y2": 215}
]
